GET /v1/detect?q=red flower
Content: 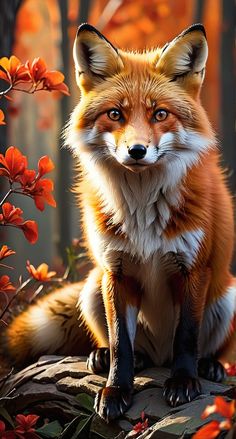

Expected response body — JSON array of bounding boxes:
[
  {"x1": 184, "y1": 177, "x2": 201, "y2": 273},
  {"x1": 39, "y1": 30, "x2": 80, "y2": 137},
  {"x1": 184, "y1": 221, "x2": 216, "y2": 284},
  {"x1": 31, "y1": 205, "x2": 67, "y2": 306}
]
[
  {"x1": 18, "y1": 169, "x2": 36, "y2": 188},
  {"x1": 14, "y1": 414, "x2": 40, "y2": 439},
  {"x1": 31, "y1": 179, "x2": 56, "y2": 211},
  {"x1": 133, "y1": 411, "x2": 149, "y2": 434},
  {"x1": 25, "y1": 58, "x2": 69, "y2": 95},
  {"x1": 18, "y1": 156, "x2": 56, "y2": 211},
  {"x1": 38, "y1": 156, "x2": 54, "y2": 177},
  {"x1": 20, "y1": 221, "x2": 38, "y2": 244},
  {"x1": 0, "y1": 203, "x2": 24, "y2": 225},
  {"x1": 0, "y1": 245, "x2": 16, "y2": 260},
  {"x1": 0, "y1": 56, "x2": 30, "y2": 85},
  {"x1": 26, "y1": 57, "x2": 47, "y2": 83},
  {"x1": 0, "y1": 109, "x2": 6, "y2": 125},
  {"x1": 26, "y1": 260, "x2": 56, "y2": 281},
  {"x1": 0, "y1": 275, "x2": 15, "y2": 293},
  {"x1": 0, "y1": 202, "x2": 38, "y2": 244},
  {"x1": 0, "y1": 419, "x2": 16, "y2": 438},
  {"x1": 0, "y1": 146, "x2": 27, "y2": 181}
]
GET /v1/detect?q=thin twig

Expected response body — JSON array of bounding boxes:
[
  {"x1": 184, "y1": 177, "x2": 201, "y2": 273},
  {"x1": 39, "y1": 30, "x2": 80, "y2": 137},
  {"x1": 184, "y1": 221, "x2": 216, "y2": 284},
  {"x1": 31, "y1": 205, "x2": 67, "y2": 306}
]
[
  {"x1": 0, "y1": 277, "x2": 32, "y2": 320},
  {"x1": 0, "y1": 83, "x2": 13, "y2": 96},
  {"x1": 96, "y1": 0, "x2": 123, "y2": 31},
  {"x1": 0, "y1": 188, "x2": 13, "y2": 207}
]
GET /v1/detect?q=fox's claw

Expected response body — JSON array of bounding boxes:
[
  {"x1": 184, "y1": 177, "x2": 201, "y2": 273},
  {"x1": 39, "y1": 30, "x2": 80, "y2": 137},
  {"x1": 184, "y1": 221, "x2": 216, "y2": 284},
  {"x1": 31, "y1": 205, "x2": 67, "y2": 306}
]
[
  {"x1": 94, "y1": 386, "x2": 132, "y2": 421},
  {"x1": 163, "y1": 376, "x2": 201, "y2": 407}
]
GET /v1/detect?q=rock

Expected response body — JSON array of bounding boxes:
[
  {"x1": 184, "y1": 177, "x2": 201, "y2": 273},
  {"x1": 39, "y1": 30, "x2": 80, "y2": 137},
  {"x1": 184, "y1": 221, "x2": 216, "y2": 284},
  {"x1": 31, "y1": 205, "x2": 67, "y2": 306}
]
[
  {"x1": 33, "y1": 360, "x2": 89, "y2": 383},
  {"x1": 125, "y1": 388, "x2": 171, "y2": 422},
  {"x1": 56, "y1": 374, "x2": 106, "y2": 396},
  {"x1": 0, "y1": 355, "x2": 233, "y2": 439}
]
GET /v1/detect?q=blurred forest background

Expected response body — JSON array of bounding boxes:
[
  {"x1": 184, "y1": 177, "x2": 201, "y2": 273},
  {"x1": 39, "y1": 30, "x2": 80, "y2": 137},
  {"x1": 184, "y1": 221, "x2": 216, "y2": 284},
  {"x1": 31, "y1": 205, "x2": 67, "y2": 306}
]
[{"x1": 0, "y1": 0, "x2": 235, "y2": 280}]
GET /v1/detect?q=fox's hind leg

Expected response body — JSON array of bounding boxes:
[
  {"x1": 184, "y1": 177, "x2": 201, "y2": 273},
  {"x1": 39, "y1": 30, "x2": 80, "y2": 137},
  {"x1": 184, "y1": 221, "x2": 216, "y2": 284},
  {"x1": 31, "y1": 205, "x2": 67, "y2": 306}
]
[
  {"x1": 79, "y1": 267, "x2": 109, "y2": 348},
  {"x1": 198, "y1": 281, "x2": 236, "y2": 382}
]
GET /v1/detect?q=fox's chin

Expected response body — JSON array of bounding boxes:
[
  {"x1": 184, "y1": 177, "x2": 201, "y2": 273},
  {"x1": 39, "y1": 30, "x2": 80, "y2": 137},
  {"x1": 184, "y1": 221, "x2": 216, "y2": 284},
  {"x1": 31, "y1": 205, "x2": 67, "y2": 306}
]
[{"x1": 122, "y1": 163, "x2": 156, "y2": 173}]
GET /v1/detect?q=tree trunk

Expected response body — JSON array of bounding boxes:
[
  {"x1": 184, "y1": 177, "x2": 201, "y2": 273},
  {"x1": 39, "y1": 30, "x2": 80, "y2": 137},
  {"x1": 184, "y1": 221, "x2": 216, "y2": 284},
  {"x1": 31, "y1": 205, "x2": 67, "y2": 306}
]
[{"x1": 220, "y1": 0, "x2": 236, "y2": 272}]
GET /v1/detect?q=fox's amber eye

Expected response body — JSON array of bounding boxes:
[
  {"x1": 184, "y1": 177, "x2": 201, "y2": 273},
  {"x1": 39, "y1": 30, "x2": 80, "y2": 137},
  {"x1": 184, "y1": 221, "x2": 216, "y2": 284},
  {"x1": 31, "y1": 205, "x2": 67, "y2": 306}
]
[
  {"x1": 153, "y1": 109, "x2": 168, "y2": 122},
  {"x1": 107, "y1": 109, "x2": 122, "y2": 121}
]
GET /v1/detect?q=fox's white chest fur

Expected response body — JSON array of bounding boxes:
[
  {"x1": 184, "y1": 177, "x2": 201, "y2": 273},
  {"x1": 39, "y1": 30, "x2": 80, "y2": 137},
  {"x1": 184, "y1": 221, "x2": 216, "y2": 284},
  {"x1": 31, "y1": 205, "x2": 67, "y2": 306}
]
[{"x1": 83, "y1": 156, "x2": 204, "y2": 268}]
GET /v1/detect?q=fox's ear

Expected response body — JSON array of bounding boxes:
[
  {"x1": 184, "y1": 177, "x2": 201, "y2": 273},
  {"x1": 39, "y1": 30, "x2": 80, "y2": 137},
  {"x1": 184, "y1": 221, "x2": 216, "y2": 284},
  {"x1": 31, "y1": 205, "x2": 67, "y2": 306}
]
[
  {"x1": 157, "y1": 24, "x2": 208, "y2": 97},
  {"x1": 73, "y1": 23, "x2": 124, "y2": 92}
]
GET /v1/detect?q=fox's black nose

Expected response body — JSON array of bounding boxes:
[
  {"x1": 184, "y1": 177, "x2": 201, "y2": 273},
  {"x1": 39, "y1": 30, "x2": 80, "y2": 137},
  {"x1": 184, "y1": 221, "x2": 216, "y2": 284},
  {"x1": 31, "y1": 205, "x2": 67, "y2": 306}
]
[{"x1": 128, "y1": 144, "x2": 147, "y2": 160}]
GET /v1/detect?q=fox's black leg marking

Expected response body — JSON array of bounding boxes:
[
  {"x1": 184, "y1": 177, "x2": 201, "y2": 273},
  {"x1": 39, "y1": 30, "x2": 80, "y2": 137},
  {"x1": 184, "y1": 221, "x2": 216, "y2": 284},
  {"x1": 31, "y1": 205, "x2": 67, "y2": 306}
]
[
  {"x1": 94, "y1": 271, "x2": 141, "y2": 421},
  {"x1": 198, "y1": 357, "x2": 226, "y2": 382},
  {"x1": 164, "y1": 301, "x2": 201, "y2": 406},
  {"x1": 163, "y1": 265, "x2": 209, "y2": 407}
]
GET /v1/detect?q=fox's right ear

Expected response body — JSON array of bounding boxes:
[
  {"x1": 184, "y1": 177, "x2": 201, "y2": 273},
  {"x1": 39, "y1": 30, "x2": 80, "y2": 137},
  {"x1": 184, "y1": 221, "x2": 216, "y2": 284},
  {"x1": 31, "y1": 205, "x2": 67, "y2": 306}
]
[{"x1": 73, "y1": 24, "x2": 124, "y2": 92}]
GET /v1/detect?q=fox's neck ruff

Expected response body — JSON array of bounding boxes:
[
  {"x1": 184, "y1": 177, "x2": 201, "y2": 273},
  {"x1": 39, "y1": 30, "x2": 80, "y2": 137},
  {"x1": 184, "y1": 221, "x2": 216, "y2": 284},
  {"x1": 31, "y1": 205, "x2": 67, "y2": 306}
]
[
  {"x1": 66, "y1": 124, "x2": 214, "y2": 261},
  {"x1": 80, "y1": 145, "x2": 200, "y2": 261}
]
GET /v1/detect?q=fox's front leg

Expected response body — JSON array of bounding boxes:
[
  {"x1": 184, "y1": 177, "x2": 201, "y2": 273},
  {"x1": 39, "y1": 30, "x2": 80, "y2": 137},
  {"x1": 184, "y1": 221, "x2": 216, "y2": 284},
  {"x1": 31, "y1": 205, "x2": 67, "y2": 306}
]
[
  {"x1": 164, "y1": 266, "x2": 209, "y2": 407},
  {"x1": 94, "y1": 269, "x2": 141, "y2": 421}
]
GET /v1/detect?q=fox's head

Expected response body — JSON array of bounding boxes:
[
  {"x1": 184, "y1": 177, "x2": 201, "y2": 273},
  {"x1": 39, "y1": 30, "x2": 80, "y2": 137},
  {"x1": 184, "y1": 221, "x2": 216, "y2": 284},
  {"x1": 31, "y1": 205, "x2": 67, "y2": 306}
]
[{"x1": 68, "y1": 24, "x2": 214, "y2": 175}]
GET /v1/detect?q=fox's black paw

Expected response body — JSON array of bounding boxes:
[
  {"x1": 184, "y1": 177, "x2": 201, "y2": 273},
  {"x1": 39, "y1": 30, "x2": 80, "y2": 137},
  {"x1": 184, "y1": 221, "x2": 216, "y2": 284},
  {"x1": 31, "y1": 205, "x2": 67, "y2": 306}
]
[
  {"x1": 94, "y1": 386, "x2": 132, "y2": 421},
  {"x1": 163, "y1": 376, "x2": 201, "y2": 407},
  {"x1": 87, "y1": 348, "x2": 110, "y2": 373},
  {"x1": 87, "y1": 348, "x2": 150, "y2": 374},
  {"x1": 198, "y1": 358, "x2": 226, "y2": 382}
]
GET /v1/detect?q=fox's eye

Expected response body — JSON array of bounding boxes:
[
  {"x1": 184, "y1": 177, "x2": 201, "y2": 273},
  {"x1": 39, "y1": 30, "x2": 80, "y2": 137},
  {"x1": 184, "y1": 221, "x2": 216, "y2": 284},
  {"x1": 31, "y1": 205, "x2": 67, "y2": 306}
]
[
  {"x1": 153, "y1": 109, "x2": 168, "y2": 122},
  {"x1": 107, "y1": 109, "x2": 122, "y2": 121}
]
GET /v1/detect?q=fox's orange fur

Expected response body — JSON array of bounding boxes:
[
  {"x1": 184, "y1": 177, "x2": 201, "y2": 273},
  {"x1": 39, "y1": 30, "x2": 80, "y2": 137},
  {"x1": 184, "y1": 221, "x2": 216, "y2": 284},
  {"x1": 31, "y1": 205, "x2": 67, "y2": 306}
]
[{"x1": 4, "y1": 24, "x2": 235, "y2": 420}]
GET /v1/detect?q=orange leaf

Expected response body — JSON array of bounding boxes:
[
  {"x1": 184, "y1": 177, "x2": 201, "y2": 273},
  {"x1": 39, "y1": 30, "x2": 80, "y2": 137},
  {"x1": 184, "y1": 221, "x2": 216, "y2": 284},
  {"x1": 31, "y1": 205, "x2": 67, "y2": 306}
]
[
  {"x1": 192, "y1": 421, "x2": 221, "y2": 439},
  {"x1": 0, "y1": 109, "x2": 6, "y2": 125}
]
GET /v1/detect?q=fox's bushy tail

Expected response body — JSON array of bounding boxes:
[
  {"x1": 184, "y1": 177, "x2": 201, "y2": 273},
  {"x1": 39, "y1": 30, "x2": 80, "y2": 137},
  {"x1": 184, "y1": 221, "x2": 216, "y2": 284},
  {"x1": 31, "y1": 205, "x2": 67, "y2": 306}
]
[{"x1": 2, "y1": 282, "x2": 93, "y2": 367}]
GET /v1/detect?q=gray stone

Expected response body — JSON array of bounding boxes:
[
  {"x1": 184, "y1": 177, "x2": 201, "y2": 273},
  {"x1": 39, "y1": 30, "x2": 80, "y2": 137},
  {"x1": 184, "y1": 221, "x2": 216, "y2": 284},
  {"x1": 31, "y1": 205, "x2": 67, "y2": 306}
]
[
  {"x1": 33, "y1": 361, "x2": 89, "y2": 383},
  {"x1": 56, "y1": 374, "x2": 106, "y2": 396},
  {"x1": 125, "y1": 388, "x2": 171, "y2": 422}
]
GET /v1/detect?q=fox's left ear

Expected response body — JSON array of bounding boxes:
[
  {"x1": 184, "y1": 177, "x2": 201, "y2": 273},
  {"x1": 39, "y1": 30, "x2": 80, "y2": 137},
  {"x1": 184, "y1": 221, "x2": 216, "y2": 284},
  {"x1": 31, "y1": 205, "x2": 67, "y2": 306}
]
[
  {"x1": 73, "y1": 23, "x2": 124, "y2": 92},
  {"x1": 157, "y1": 24, "x2": 208, "y2": 97}
]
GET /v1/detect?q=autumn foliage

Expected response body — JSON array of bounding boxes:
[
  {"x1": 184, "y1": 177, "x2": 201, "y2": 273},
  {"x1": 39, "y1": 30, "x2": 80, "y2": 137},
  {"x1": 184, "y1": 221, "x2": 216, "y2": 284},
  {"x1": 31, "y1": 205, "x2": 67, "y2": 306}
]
[
  {"x1": 0, "y1": 54, "x2": 68, "y2": 323},
  {"x1": 0, "y1": 55, "x2": 69, "y2": 96}
]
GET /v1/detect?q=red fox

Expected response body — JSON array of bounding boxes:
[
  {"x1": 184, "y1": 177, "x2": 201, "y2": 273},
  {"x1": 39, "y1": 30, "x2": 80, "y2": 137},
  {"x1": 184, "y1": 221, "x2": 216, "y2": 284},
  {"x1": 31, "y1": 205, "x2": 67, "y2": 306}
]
[{"x1": 4, "y1": 24, "x2": 236, "y2": 421}]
